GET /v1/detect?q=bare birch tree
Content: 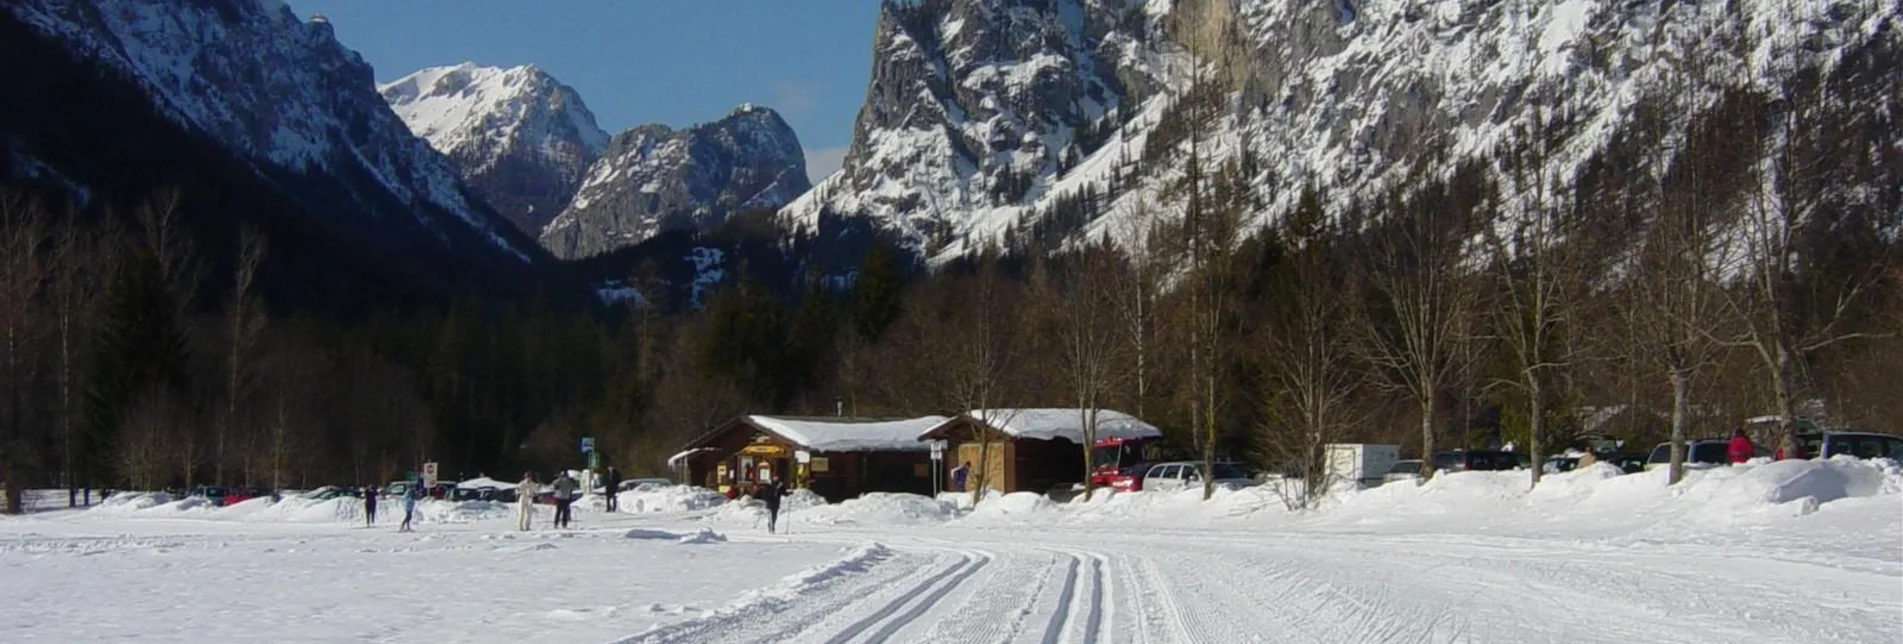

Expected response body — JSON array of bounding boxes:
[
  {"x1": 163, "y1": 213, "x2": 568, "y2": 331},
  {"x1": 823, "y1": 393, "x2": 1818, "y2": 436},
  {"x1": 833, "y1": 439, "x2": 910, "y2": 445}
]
[
  {"x1": 1052, "y1": 245, "x2": 1124, "y2": 501},
  {"x1": 1363, "y1": 168, "x2": 1483, "y2": 481},
  {"x1": 219, "y1": 226, "x2": 267, "y2": 484},
  {"x1": 1260, "y1": 192, "x2": 1363, "y2": 506},
  {"x1": 1488, "y1": 85, "x2": 1586, "y2": 487},
  {"x1": 1110, "y1": 203, "x2": 1165, "y2": 419},
  {"x1": 50, "y1": 206, "x2": 110, "y2": 505},
  {"x1": 1722, "y1": 83, "x2": 1892, "y2": 457},
  {"x1": 0, "y1": 191, "x2": 45, "y2": 514}
]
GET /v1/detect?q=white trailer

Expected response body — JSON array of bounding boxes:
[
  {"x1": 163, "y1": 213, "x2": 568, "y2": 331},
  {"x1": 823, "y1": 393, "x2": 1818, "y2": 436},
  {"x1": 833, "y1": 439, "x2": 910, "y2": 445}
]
[{"x1": 1325, "y1": 444, "x2": 1400, "y2": 489}]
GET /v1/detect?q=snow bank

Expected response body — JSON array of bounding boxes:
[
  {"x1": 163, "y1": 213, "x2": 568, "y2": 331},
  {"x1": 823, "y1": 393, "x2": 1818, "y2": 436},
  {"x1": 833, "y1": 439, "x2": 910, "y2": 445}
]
[
  {"x1": 612, "y1": 485, "x2": 728, "y2": 513},
  {"x1": 970, "y1": 491, "x2": 1055, "y2": 517},
  {"x1": 1317, "y1": 457, "x2": 1903, "y2": 537},
  {"x1": 456, "y1": 476, "x2": 519, "y2": 490},
  {"x1": 797, "y1": 493, "x2": 956, "y2": 526},
  {"x1": 943, "y1": 458, "x2": 1901, "y2": 538},
  {"x1": 84, "y1": 493, "x2": 508, "y2": 525}
]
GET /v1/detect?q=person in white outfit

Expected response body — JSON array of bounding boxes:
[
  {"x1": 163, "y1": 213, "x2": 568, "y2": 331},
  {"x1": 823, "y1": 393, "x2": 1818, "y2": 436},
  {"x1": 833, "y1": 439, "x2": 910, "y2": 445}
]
[{"x1": 516, "y1": 471, "x2": 537, "y2": 531}]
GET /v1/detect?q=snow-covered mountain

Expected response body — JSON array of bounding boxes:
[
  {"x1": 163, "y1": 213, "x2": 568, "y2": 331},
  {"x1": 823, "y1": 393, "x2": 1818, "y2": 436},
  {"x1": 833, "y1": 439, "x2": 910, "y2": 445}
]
[
  {"x1": 781, "y1": 0, "x2": 1171, "y2": 254},
  {"x1": 381, "y1": 63, "x2": 610, "y2": 235},
  {"x1": 785, "y1": 0, "x2": 1902, "y2": 261},
  {"x1": 5, "y1": 0, "x2": 532, "y2": 263},
  {"x1": 540, "y1": 104, "x2": 810, "y2": 260}
]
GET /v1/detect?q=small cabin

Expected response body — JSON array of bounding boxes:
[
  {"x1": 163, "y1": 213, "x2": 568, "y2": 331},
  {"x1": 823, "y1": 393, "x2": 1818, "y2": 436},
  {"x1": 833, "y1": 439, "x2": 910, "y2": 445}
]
[
  {"x1": 918, "y1": 409, "x2": 1162, "y2": 494},
  {"x1": 676, "y1": 415, "x2": 949, "y2": 502}
]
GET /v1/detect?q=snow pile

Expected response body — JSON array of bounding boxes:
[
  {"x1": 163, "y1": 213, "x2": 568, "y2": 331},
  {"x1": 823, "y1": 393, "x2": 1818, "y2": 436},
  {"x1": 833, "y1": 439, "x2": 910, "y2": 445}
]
[
  {"x1": 613, "y1": 485, "x2": 728, "y2": 514},
  {"x1": 703, "y1": 489, "x2": 828, "y2": 525},
  {"x1": 621, "y1": 527, "x2": 729, "y2": 544},
  {"x1": 91, "y1": 491, "x2": 174, "y2": 514},
  {"x1": 970, "y1": 492, "x2": 1056, "y2": 518},
  {"x1": 943, "y1": 458, "x2": 1900, "y2": 537},
  {"x1": 796, "y1": 493, "x2": 956, "y2": 526},
  {"x1": 676, "y1": 528, "x2": 728, "y2": 545},
  {"x1": 456, "y1": 477, "x2": 519, "y2": 491},
  {"x1": 1319, "y1": 457, "x2": 1903, "y2": 537},
  {"x1": 84, "y1": 493, "x2": 508, "y2": 525}
]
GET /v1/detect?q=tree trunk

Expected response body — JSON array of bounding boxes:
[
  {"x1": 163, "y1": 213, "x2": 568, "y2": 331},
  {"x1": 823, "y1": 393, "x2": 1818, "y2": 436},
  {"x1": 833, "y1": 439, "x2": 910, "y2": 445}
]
[
  {"x1": 1419, "y1": 389, "x2": 1438, "y2": 481},
  {"x1": 1202, "y1": 370, "x2": 1217, "y2": 501},
  {"x1": 1773, "y1": 346, "x2": 1797, "y2": 459},
  {"x1": 1081, "y1": 406, "x2": 1097, "y2": 502},
  {"x1": 1668, "y1": 368, "x2": 1689, "y2": 485},
  {"x1": 1528, "y1": 377, "x2": 1544, "y2": 487}
]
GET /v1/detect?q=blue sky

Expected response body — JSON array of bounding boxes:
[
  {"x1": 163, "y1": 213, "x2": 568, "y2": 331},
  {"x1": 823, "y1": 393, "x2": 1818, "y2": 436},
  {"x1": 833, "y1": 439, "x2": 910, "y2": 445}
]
[{"x1": 284, "y1": 1, "x2": 880, "y2": 183}]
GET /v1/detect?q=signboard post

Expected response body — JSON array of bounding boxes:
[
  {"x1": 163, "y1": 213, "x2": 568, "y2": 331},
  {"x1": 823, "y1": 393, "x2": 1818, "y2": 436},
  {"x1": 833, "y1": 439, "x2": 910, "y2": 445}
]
[
  {"x1": 422, "y1": 462, "x2": 439, "y2": 488},
  {"x1": 929, "y1": 441, "x2": 946, "y2": 496}
]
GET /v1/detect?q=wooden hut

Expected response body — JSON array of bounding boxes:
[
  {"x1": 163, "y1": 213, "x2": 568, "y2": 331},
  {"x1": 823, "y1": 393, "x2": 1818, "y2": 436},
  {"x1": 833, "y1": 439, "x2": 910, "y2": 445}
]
[
  {"x1": 917, "y1": 409, "x2": 1162, "y2": 494},
  {"x1": 676, "y1": 415, "x2": 949, "y2": 502}
]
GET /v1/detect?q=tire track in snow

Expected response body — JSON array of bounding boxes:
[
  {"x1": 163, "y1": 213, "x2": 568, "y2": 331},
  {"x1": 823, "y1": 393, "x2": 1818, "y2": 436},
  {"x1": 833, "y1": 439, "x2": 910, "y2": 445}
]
[
  {"x1": 615, "y1": 542, "x2": 941, "y2": 644},
  {"x1": 1037, "y1": 551, "x2": 1079, "y2": 644},
  {"x1": 824, "y1": 548, "x2": 993, "y2": 644},
  {"x1": 1132, "y1": 555, "x2": 1198, "y2": 643},
  {"x1": 1032, "y1": 547, "x2": 1110, "y2": 644}
]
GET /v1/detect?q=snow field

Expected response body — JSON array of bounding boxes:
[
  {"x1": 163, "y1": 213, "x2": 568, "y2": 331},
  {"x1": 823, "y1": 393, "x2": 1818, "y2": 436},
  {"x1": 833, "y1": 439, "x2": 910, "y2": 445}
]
[{"x1": 2, "y1": 457, "x2": 1896, "y2": 642}]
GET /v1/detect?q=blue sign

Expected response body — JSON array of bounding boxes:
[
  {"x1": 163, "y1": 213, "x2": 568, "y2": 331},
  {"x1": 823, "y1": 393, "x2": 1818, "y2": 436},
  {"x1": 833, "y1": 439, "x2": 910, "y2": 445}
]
[{"x1": 580, "y1": 437, "x2": 595, "y2": 453}]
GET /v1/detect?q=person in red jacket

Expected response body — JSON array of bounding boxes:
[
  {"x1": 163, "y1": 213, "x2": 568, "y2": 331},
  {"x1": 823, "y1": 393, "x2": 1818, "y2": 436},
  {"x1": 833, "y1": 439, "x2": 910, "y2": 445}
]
[{"x1": 1728, "y1": 428, "x2": 1756, "y2": 464}]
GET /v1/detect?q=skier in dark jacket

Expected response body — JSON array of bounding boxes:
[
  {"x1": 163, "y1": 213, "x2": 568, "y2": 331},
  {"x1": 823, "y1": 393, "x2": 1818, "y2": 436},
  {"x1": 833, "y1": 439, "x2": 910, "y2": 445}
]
[
  {"x1": 761, "y1": 480, "x2": 785, "y2": 534},
  {"x1": 363, "y1": 485, "x2": 378, "y2": 526},
  {"x1": 603, "y1": 466, "x2": 621, "y2": 513}
]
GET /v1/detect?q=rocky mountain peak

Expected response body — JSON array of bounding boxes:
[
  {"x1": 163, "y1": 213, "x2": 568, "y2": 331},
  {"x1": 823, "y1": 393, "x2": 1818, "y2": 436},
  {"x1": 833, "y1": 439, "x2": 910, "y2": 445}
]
[
  {"x1": 381, "y1": 62, "x2": 610, "y2": 234},
  {"x1": 539, "y1": 105, "x2": 810, "y2": 260}
]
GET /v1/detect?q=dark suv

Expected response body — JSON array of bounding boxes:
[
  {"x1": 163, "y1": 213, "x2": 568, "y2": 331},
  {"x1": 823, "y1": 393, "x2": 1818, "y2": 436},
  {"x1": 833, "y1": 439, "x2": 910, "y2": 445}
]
[
  {"x1": 1797, "y1": 431, "x2": 1903, "y2": 461},
  {"x1": 1431, "y1": 450, "x2": 1520, "y2": 473}
]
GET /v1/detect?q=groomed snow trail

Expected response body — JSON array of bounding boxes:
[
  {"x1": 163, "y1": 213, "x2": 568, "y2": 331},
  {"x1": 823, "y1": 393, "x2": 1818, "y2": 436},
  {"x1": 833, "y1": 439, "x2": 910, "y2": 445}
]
[{"x1": 626, "y1": 525, "x2": 1900, "y2": 644}]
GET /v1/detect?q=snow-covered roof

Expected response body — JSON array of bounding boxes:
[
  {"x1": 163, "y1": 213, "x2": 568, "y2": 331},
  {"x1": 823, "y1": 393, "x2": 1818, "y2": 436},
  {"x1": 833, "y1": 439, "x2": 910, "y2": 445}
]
[
  {"x1": 936, "y1": 409, "x2": 1163, "y2": 443},
  {"x1": 668, "y1": 447, "x2": 719, "y2": 469},
  {"x1": 748, "y1": 415, "x2": 951, "y2": 453}
]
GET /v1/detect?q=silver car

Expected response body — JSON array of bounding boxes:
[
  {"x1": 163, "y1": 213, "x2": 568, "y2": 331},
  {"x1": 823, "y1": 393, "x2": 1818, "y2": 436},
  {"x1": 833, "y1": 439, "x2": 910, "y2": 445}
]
[{"x1": 1141, "y1": 461, "x2": 1256, "y2": 493}]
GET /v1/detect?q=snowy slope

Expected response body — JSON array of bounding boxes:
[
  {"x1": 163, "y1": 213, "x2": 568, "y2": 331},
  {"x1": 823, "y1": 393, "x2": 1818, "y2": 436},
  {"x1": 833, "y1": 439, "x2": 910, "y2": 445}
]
[
  {"x1": 6, "y1": 0, "x2": 529, "y2": 262},
  {"x1": 541, "y1": 104, "x2": 811, "y2": 259},
  {"x1": 787, "y1": 0, "x2": 1902, "y2": 263},
  {"x1": 381, "y1": 62, "x2": 610, "y2": 234}
]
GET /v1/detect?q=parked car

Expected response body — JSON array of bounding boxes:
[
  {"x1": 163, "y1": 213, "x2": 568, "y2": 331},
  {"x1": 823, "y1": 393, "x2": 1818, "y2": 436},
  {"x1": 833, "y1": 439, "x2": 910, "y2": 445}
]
[
  {"x1": 617, "y1": 477, "x2": 674, "y2": 492},
  {"x1": 1432, "y1": 450, "x2": 1520, "y2": 473},
  {"x1": 1542, "y1": 456, "x2": 1581, "y2": 474},
  {"x1": 1645, "y1": 439, "x2": 1767, "y2": 470},
  {"x1": 1382, "y1": 460, "x2": 1423, "y2": 485},
  {"x1": 188, "y1": 485, "x2": 230, "y2": 506},
  {"x1": 448, "y1": 487, "x2": 485, "y2": 502},
  {"x1": 1141, "y1": 461, "x2": 1256, "y2": 493},
  {"x1": 1604, "y1": 452, "x2": 1649, "y2": 474},
  {"x1": 300, "y1": 486, "x2": 359, "y2": 501},
  {"x1": 1797, "y1": 431, "x2": 1903, "y2": 461},
  {"x1": 221, "y1": 486, "x2": 272, "y2": 506},
  {"x1": 1101, "y1": 463, "x2": 1155, "y2": 492},
  {"x1": 382, "y1": 481, "x2": 411, "y2": 499}
]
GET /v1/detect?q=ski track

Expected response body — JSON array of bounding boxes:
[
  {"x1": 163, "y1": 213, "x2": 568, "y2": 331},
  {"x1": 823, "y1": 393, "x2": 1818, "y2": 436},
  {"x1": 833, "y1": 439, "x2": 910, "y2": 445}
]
[{"x1": 610, "y1": 526, "x2": 1900, "y2": 644}]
